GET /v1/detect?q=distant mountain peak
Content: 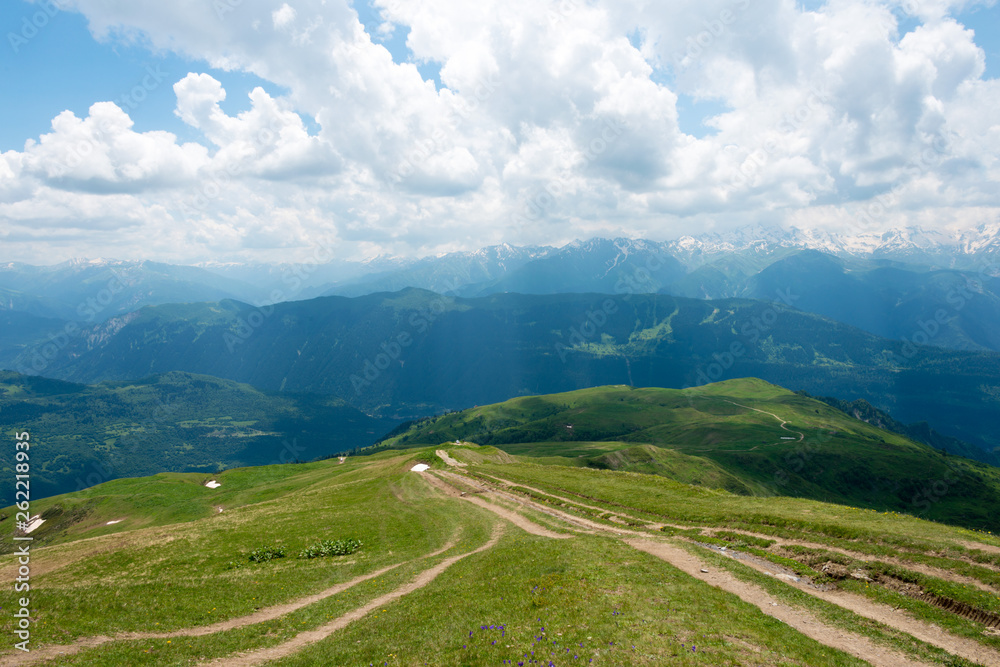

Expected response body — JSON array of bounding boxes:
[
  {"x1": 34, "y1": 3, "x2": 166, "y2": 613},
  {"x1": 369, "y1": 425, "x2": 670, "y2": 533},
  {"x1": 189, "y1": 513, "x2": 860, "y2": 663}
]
[{"x1": 663, "y1": 223, "x2": 1000, "y2": 268}]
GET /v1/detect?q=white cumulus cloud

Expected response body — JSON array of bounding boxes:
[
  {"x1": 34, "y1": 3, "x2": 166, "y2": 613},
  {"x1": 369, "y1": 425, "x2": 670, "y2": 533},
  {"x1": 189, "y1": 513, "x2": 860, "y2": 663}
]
[{"x1": 0, "y1": 0, "x2": 996, "y2": 263}]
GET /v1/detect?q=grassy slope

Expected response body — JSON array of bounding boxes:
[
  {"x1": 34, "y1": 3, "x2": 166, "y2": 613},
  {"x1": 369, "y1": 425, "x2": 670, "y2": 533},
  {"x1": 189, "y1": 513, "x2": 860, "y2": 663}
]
[
  {"x1": 379, "y1": 379, "x2": 1000, "y2": 531},
  {"x1": 2, "y1": 445, "x2": 999, "y2": 665}
]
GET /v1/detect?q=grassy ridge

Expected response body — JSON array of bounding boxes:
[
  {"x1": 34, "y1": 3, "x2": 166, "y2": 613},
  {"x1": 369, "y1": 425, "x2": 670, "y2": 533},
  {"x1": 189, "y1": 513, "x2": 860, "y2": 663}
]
[
  {"x1": 380, "y1": 379, "x2": 1000, "y2": 531},
  {"x1": 4, "y1": 444, "x2": 1000, "y2": 665}
]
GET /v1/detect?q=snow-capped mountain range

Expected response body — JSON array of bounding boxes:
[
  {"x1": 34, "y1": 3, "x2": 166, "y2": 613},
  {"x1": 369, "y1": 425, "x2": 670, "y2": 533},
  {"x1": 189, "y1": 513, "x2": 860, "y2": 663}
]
[
  {"x1": 2, "y1": 223, "x2": 998, "y2": 323},
  {"x1": 665, "y1": 223, "x2": 1000, "y2": 268}
]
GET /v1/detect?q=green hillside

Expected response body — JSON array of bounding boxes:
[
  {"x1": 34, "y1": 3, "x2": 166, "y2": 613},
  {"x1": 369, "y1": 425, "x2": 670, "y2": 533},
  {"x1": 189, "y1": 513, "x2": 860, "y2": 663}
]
[
  {"x1": 0, "y1": 371, "x2": 399, "y2": 501},
  {"x1": 378, "y1": 379, "x2": 1000, "y2": 532},
  {"x1": 17, "y1": 289, "x2": 1000, "y2": 461},
  {"x1": 3, "y1": 443, "x2": 1000, "y2": 665}
]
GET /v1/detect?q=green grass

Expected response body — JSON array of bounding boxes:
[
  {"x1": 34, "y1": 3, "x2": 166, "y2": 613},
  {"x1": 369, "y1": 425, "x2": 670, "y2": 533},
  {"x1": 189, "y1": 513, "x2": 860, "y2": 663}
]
[
  {"x1": 471, "y1": 460, "x2": 995, "y2": 548},
  {"x1": 277, "y1": 532, "x2": 870, "y2": 666},
  {"x1": 376, "y1": 380, "x2": 1000, "y2": 531},
  {"x1": 684, "y1": 543, "x2": 982, "y2": 667},
  {"x1": 4, "y1": 437, "x2": 1000, "y2": 665}
]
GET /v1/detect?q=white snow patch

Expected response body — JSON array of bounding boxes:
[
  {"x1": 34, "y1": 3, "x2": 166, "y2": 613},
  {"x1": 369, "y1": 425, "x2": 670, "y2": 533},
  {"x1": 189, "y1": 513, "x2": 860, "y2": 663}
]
[
  {"x1": 205, "y1": 480, "x2": 222, "y2": 488},
  {"x1": 23, "y1": 517, "x2": 44, "y2": 534},
  {"x1": 410, "y1": 463, "x2": 430, "y2": 472},
  {"x1": 106, "y1": 519, "x2": 123, "y2": 525}
]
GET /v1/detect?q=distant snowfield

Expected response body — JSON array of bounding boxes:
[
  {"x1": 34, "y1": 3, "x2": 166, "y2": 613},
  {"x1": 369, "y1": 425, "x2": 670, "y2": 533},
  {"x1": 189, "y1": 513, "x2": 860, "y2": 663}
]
[
  {"x1": 205, "y1": 480, "x2": 221, "y2": 488},
  {"x1": 410, "y1": 464, "x2": 430, "y2": 472}
]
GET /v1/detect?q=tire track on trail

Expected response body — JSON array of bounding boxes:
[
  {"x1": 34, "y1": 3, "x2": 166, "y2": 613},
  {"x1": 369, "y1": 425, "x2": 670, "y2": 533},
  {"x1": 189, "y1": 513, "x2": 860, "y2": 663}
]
[
  {"x1": 673, "y1": 539, "x2": 1000, "y2": 666},
  {"x1": 419, "y1": 470, "x2": 571, "y2": 538},
  {"x1": 203, "y1": 524, "x2": 506, "y2": 667},
  {"x1": 702, "y1": 527, "x2": 1000, "y2": 596},
  {"x1": 463, "y1": 469, "x2": 1000, "y2": 666},
  {"x1": 625, "y1": 538, "x2": 935, "y2": 667},
  {"x1": 474, "y1": 471, "x2": 692, "y2": 531},
  {"x1": 3, "y1": 531, "x2": 464, "y2": 667}
]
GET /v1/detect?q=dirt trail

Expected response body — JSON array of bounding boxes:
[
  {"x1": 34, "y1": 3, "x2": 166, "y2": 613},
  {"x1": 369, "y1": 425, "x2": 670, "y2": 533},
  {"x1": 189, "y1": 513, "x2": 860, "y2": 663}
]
[
  {"x1": 675, "y1": 540, "x2": 1000, "y2": 666},
  {"x1": 476, "y1": 472, "x2": 691, "y2": 530},
  {"x1": 436, "y1": 449, "x2": 466, "y2": 467},
  {"x1": 440, "y1": 469, "x2": 656, "y2": 537},
  {"x1": 453, "y1": 471, "x2": 1000, "y2": 666},
  {"x1": 961, "y1": 540, "x2": 1000, "y2": 556},
  {"x1": 626, "y1": 538, "x2": 932, "y2": 667},
  {"x1": 205, "y1": 524, "x2": 505, "y2": 666},
  {"x1": 702, "y1": 528, "x2": 1000, "y2": 596},
  {"x1": 420, "y1": 471, "x2": 570, "y2": 539},
  {"x1": 473, "y1": 472, "x2": 1000, "y2": 596},
  {"x1": 723, "y1": 400, "x2": 806, "y2": 451},
  {"x1": 3, "y1": 532, "x2": 463, "y2": 667}
]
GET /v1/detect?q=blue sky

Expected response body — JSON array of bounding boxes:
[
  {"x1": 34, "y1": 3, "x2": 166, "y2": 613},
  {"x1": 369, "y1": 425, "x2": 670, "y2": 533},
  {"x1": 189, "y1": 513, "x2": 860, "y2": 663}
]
[
  {"x1": 1, "y1": 0, "x2": 998, "y2": 264},
  {"x1": 7, "y1": 0, "x2": 992, "y2": 148},
  {"x1": 1, "y1": 0, "x2": 441, "y2": 150}
]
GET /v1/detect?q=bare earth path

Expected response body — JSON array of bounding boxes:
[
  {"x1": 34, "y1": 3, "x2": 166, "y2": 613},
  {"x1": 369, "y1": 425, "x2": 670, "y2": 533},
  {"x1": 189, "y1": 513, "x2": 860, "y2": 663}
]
[
  {"x1": 204, "y1": 524, "x2": 505, "y2": 666},
  {"x1": 723, "y1": 399, "x2": 805, "y2": 443},
  {"x1": 626, "y1": 538, "x2": 933, "y2": 667},
  {"x1": 962, "y1": 541, "x2": 1000, "y2": 556},
  {"x1": 13, "y1": 462, "x2": 1000, "y2": 667},
  {"x1": 419, "y1": 470, "x2": 570, "y2": 539},
  {"x1": 435, "y1": 449, "x2": 466, "y2": 467},
  {"x1": 689, "y1": 540, "x2": 1000, "y2": 666},
  {"x1": 481, "y1": 470, "x2": 1000, "y2": 594},
  {"x1": 3, "y1": 531, "x2": 463, "y2": 667},
  {"x1": 474, "y1": 472, "x2": 693, "y2": 531},
  {"x1": 461, "y1": 469, "x2": 1000, "y2": 666},
  {"x1": 703, "y1": 527, "x2": 1000, "y2": 596}
]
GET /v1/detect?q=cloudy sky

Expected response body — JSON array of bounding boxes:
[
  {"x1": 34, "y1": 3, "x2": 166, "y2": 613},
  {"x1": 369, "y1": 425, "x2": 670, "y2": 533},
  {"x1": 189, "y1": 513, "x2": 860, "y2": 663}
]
[{"x1": 1, "y1": 0, "x2": 998, "y2": 264}]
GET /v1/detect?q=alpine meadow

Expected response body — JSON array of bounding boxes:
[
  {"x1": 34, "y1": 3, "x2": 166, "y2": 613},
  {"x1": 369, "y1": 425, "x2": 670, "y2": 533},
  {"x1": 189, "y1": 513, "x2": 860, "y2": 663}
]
[{"x1": 3, "y1": 0, "x2": 1000, "y2": 665}]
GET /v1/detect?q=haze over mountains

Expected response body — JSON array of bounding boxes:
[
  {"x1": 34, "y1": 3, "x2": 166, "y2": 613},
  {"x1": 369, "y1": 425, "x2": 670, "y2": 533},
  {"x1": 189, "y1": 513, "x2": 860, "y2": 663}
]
[
  {"x1": 2, "y1": 223, "x2": 999, "y2": 486},
  {"x1": 4, "y1": 223, "x2": 999, "y2": 316}
]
